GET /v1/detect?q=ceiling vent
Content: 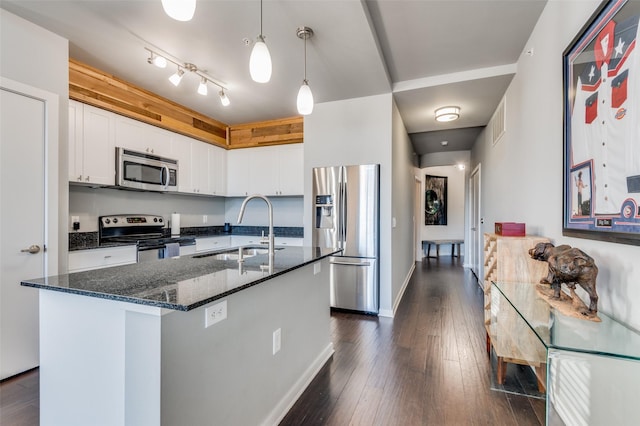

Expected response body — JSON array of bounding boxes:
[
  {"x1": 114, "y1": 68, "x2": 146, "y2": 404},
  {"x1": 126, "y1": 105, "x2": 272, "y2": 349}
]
[{"x1": 491, "y1": 97, "x2": 506, "y2": 146}]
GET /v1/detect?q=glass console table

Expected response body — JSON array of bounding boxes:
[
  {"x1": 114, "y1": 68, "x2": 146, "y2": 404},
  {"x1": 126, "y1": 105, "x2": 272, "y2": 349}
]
[{"x1": 492, "y1": 281, "x2": 640, "y2": 425}]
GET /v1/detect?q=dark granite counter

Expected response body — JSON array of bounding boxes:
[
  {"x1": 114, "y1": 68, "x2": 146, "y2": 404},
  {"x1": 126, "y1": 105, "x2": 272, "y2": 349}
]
[{"x1": 23, "y1": 246, "x2": 339, "y2": 311}]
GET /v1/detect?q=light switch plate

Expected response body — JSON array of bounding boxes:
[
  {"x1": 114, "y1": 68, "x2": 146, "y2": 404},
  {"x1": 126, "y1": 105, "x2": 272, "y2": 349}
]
[{"x1": 313, "y1": 262, "x2": 321, "y2": 275}]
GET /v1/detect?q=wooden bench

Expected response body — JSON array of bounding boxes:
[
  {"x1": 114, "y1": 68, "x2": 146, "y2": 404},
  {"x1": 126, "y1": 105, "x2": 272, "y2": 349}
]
[{"x1": 422, "y1": 239, "x2": 463, "y2": 258}]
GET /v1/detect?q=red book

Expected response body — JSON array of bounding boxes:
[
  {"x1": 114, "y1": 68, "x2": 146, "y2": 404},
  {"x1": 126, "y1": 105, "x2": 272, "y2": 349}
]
[{"x1": 495, "y1": 222, "x2": 526, "y2": 236}]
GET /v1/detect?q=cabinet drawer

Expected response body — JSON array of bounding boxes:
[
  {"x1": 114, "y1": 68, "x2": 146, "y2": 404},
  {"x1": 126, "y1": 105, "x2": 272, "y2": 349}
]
[
  {"x1": 69, "y1": 245, "x2": 137, "y2": 272},
  {"x1": 195, "y1": 236, "x2": 231, "y2": 252}
]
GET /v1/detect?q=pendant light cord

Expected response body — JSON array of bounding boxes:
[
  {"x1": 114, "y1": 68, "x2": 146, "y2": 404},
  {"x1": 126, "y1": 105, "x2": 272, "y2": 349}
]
[
  {"x1": 303, "y1": 34, "x2": 307, "y2": 82},
  {"x1": 260, "y1": 0, "x2": 263, "y2": 36}
]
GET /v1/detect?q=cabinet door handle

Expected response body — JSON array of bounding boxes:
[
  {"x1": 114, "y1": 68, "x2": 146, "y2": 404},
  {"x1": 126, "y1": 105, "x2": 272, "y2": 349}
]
[{"x1": 104, "y1": 255, "x2": 112, "y2": 259}]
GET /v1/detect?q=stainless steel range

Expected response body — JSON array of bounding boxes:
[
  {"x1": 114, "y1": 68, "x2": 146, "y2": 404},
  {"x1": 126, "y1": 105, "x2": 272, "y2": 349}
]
[{"x1": 99, "y1": 214, "x2": 195, "y2": 262}]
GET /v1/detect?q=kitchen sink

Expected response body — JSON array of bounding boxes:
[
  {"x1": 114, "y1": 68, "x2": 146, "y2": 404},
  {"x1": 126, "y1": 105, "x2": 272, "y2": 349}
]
[{"x1": 193, "y1": 246, "x2": 281, "y2": 260}]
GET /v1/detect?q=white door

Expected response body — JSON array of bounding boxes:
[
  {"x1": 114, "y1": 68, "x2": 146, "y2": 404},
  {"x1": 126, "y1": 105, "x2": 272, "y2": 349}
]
[
  {"x1": 1, "y1": 80, "x2": 56, "y2": 379},
  {"x1": 469, "y1": 164, "x2": 482, "y2": 282}
]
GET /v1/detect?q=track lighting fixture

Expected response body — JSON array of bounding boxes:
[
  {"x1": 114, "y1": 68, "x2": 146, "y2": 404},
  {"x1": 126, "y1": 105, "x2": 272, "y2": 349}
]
[
  {"x1": 168, "y1": 67, "x2": 185, "y2": 86},
  {"x1": 144, "y1": 48, "x2": 229, "y2": 105},
  {"x1": 296, "y1": 27, "x2": 314, "y2": 115},
  {"x1": 249, "y1": 0, "x2": 272, "y2": 83},
  {"x1": 197, "y1": 77, "x2": 208, "y2": 95},
  {"x1": 161, "y1": 0, "x2": 196, "y2": 21}
]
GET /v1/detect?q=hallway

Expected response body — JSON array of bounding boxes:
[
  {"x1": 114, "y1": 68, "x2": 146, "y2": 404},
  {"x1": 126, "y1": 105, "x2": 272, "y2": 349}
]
[{"x1": 280, "y1": 258, "x2": 545, "y2": 425}]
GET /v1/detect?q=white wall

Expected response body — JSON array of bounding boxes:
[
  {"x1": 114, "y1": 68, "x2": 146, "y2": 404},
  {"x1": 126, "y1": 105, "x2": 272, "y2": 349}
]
[
  {"x1": 1, "y1": 9, "x2": 68, "y2": 270},
  {"x1": 419, "y1": 165, "x2": 467, "y2": 256},
  {"x1": 471, "y1": 0, "x2": 640, "y2": 331},
  {"x1": 304, "y1": 93, "x2": 415, "y2": 316},
  {"x1": 225, "y1": 196, "x2": 303, "y2": 228},
  {"x1": 391, "y1": 101, "x2": 417, "y2": 314},
  {"x1": 69, "y1": 186, "x2": 226, "y2": 232}
]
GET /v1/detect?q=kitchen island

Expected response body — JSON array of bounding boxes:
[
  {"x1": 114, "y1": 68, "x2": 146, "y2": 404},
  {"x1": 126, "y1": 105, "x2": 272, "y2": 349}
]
[{"x1": 22, "y1": 246, "x2": 339, "y2": 426}]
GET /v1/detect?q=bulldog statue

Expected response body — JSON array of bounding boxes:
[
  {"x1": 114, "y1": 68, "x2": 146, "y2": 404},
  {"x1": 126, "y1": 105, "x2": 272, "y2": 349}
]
[{"x1": 528, "y1": 242, "x2": 599, "y2": 313}]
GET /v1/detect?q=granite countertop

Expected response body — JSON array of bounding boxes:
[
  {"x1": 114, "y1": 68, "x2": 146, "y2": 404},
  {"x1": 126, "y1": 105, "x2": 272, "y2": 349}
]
[{"x1": 22, "y1": 246, "x2": 340, "y2": 311}]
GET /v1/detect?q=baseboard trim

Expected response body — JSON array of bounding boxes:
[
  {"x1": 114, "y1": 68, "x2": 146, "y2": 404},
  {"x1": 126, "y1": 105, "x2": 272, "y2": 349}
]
[
  {"x1": 379, "y1": 262, "x2": 416, "y2": 318},
  {"x1": 262, "y1": 342, "x2": 335, "y2": 426}
]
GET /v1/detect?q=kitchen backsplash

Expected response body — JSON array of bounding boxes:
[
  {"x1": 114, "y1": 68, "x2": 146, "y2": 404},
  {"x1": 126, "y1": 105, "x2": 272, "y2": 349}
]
[
  {"x1": 69, "y1": 186, "x2": 303, "y2": 232},
  {"x1": 69, "y1": 226, "x2": 303, "y2": 251}
]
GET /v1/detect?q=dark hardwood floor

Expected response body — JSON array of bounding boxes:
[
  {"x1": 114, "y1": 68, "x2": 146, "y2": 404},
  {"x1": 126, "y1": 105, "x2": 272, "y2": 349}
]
[
  {"x1": 280, "y1": 257, "x2": 545, "y2": 425},
  {"x1": 0, "y1": 257, "x2": 544, "y2": 425}
]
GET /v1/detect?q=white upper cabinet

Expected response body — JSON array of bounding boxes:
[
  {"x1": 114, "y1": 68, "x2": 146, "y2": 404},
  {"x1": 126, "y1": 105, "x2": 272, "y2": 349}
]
[
  {"x1": 171, "y1": 133, "x2": 194, "y2": 194},
  {"x1": 277, "y1": 144, "x2": 304, "y2": 196},
  {"x1": 68, "y1": 100, "x2": 116, "y2": 185},
  {"x1": 226, "y1": 149, "x2": 251, "y2": 197},
  {"x1": 114, "y1": 114, "x2": 172, "y2": 158},
  {"x1": 171, "y1": 133, "x2": 226, "y2": 196},
  {"x1": 209, "y1": 145, "x2": 227, "y2": 196},
  {"x1": 191, "y1": 140, "x2": 210, "y2": 195},
  {"x1": 226, "y1": 144, "x2": 303, "y2": 196}
]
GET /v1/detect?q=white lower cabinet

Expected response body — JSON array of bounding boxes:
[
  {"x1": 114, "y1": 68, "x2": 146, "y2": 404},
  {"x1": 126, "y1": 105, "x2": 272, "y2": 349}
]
[
  {"x1": 195, "y1": 236, "x2": 231, "y2": 252},
  {"x1": 230, "y1": 235, "x2": 263, "y2": 246},
  {"x1": 180, "y1": 245, "x2": 196, "y2": 256},
  {"x1": 68, "y1": 245, "x2": 137, "y2": 273},
  {"x1": 274, "y1": 237, "x2": 303, "y2": 246}
]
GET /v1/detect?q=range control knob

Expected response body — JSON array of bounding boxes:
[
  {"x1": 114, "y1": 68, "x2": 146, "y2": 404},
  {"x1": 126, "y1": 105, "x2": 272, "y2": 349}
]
[
  {"x1": 104, "y1": 218, "x2": 111, "y2": 224},
  {"x1": 158, "y1": 218, "x2": 163, "y2": 223},
  {"x1": 153, "y1": 217, "x2": 158, "y2": 222},
  {"x1": 113, "y1": 218, "x2": 118, "y2": 224}
]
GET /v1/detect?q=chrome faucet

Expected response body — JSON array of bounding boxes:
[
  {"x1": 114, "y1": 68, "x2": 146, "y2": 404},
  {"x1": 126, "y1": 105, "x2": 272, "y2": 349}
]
[{"x1": 237, "y1": 194, "x2": 275, "y2": 257}]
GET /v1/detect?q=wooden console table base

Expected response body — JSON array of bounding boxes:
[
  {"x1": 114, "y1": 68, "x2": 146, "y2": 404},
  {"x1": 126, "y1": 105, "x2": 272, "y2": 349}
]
[
  {"x1": 422, "y1": 239, "x2": 463, "y2": 258},
  {"x1": 487, "y1": 332, "x2": 546, "y2": 393}
]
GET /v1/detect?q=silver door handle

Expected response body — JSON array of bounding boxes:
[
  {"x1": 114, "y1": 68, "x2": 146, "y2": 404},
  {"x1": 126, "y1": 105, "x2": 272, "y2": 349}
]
[
  {"x1": 21, "y1": 244, "x2": 41, "y2": 254},
  {"x1": 330, "y1": 261, "x2": 371, "y2": 267}
]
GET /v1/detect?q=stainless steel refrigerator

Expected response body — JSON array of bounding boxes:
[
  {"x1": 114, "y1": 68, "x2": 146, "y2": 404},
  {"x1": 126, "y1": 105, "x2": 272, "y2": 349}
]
[{"x1": 312, "y1": 164, "x2": 379, "y2": 314}]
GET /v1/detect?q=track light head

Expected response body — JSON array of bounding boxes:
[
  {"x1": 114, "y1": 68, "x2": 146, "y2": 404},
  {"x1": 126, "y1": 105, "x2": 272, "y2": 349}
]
[
  {"x1": 147, "y1": 52, "x2": 167, "y2": 68},
  {"x1": 168, "y1": 68, "x2": 185, "y2": 86},
  {"x1": 197, "y1": 77, "x2": 208, "y2": 95},
  {"x1": 219, "y1": 90, "x2": 230, "y2": 107}
]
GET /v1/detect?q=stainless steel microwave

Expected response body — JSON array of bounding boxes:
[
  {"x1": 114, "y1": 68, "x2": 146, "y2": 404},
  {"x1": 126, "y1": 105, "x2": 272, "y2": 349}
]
[{"x1": 116, "y1": 147, "x2": 178, "y2": 192}]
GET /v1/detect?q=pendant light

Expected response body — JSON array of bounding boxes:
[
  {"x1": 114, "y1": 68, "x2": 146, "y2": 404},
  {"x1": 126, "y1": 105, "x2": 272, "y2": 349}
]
[
  {"x1": 249, "y1": 0, "x2": 272, "y2": 83},
  {"x1": 296, "y1": 27, "x2": 314, "y2": 115},
  {"x1": 161, "y1": 0, "x2": 196, "y2": 22}
]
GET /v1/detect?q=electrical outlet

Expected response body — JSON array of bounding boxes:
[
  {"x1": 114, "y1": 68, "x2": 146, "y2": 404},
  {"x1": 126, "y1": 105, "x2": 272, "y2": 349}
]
[
  {"x1": 205, "y1": 300, "x2": 227, "y2": 328},
  {"x1": 272, "y1": 328, "x2": 281, "y2": 355},
  {"x1": 202, "y1": 215, "x2": 208, "y2": 224},
  {"x1": 313, "y1": 262, "x2": 321, "y2": 275}
]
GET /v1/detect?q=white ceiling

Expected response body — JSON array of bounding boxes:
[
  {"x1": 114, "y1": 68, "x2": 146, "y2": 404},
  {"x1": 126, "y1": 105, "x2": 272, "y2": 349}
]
[{"x1": 2, "y1": 0, "x2": 547, "y2": 156}]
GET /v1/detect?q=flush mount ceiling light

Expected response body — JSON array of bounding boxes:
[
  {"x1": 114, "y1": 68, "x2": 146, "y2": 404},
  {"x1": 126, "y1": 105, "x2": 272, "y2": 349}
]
[
  {"x1": 161, "y1": 0, "x2": 196, "y2": 21},
  {"x1": 435, "y1": 106, "x2": 460, "y2": 122},
  {"x1": 144, "y1": 48, "x2": 229, "y2": 106},
  {"x1": 249, "y1": 0, "x2": 272, "y2": 83},
  {"x1": 296, "y1": 26, "x2": 314, "y2": 115}
]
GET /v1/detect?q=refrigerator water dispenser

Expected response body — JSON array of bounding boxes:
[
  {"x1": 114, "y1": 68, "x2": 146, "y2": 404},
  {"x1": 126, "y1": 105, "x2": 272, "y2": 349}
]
[{"x1": 315, "y1": 195, "x2": 334, "y2": 228}]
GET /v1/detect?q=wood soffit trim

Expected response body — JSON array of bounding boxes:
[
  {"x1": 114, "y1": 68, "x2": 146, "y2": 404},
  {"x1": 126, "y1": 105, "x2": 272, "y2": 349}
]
[{"x1": 68, "y1": 59, "x2": 303, "y2": 150}]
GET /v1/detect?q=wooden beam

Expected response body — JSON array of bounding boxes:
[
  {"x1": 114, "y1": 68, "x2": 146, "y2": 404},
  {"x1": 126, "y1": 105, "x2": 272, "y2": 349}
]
[
  {"x1": 228, "y1": 116, "x2": 303, "y2": 149},
  {"x1": 69, "y1": 59, "x2": 303, "y2": 150},
  {"x1": 69, "y1": 59, "x2": 228, "y2": 147}
]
